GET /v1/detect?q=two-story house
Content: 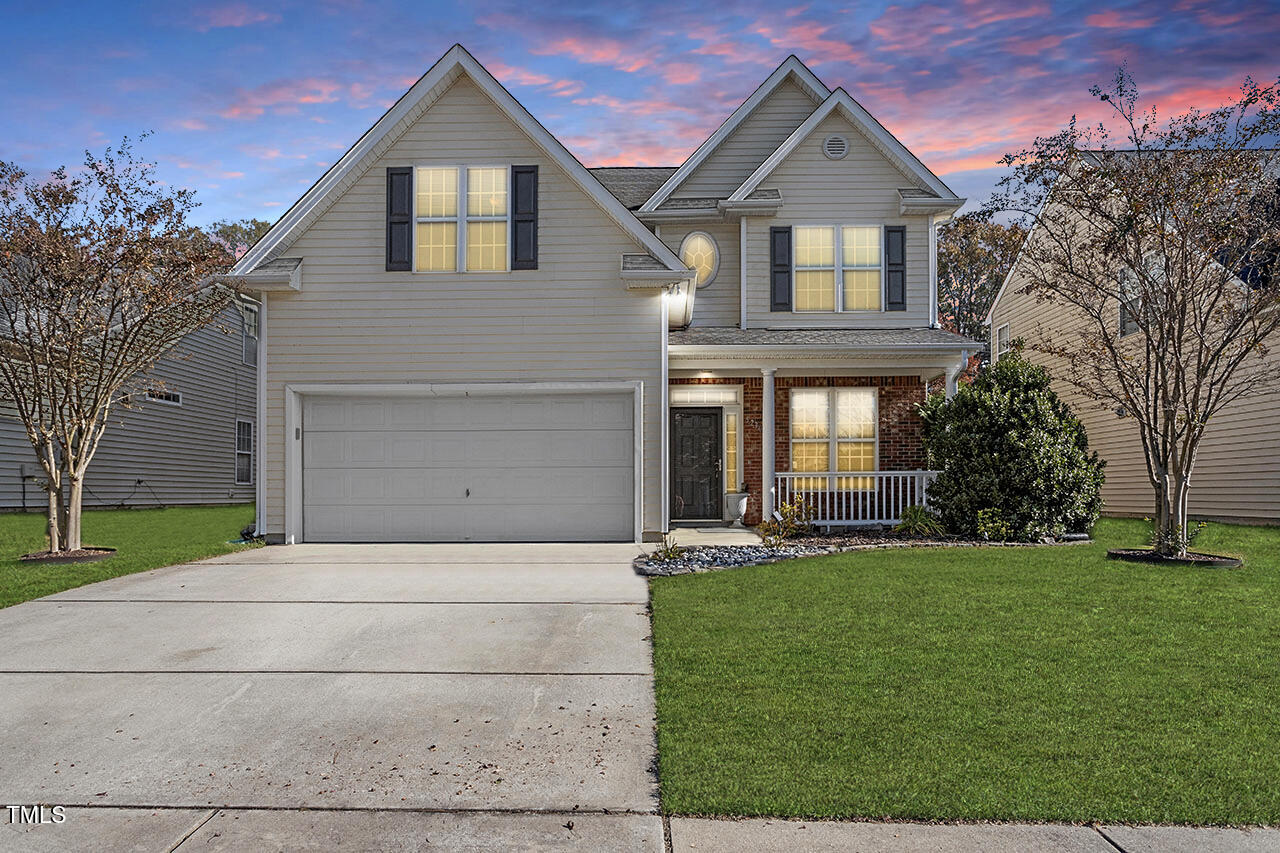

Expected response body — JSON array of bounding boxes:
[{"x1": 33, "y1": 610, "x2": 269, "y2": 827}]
[
  {"x1": 0, "y1": 300, "x2": 259, "y2": 511},
  {"x1": 229, "y1": 45, "x2": 974, "y2": 544}
]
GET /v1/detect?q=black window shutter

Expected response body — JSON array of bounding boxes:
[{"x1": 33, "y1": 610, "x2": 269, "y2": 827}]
[
  {"x1": 885, "y1": 225, "x2": 906, "y2": 311},
  {"x1": 511, "y1": 165, "x2": 538, "y2": 270},
  {"x1": 385, "y1": 167, "x2": 412, "y2": 271},
  {"x1": 770, "y1": 226, "x2": 792, "y2": 311}
]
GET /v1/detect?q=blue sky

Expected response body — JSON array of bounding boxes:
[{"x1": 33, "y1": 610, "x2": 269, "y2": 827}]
[{"x1": 3, "y1": 0, "x2": 1277, "y2": 224}]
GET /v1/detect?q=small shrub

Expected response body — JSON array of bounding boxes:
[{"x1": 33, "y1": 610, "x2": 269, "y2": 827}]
[
  {"x1": 976, "y1": 508, "x2": 1014, "y2": 542},
  {"x1": 1147, "y1": 517, "x2": 1207, "y2": 554},
  {"x1": 894, "y1": 505, "x2": 945, "y2": 538},
  {"x1": 650, "y1": 532, "x2": 684, "y2": 562},
  {"x1": 758, "y1": 499, "x2": 815, "y2": 547}
]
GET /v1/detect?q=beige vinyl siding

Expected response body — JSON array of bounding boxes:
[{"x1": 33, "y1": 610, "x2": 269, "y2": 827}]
[
  {"x1": 659, "y1": 222, "x2": 740, "y2": 327},
  {"x1": 989, "y1": 258, "x2": 1280, "y2": 523},
  {"x1": 0, "y1": 302, "x2": 257, "y2": 510},
  {"x1": 260, "y1": 75, "x2": 664, "y2": 538},
  {"x1": 675, "y1": 79, "x2": 820, "y2": 200},
  {"x1": 744, "y1": 112, "x2": 934, "y2": 329}
]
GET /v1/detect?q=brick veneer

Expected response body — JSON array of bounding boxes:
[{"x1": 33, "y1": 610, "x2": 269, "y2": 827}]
[{"x1": 670, "y1": 375, "x2": 926, "y2": 523}]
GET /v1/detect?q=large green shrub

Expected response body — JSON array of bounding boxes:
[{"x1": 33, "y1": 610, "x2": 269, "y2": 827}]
[{"x1": 920, "y1": 353, "x2": 1105, "y2": 541}]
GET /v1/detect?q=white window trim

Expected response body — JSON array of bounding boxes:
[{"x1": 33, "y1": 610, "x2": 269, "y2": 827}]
[
  {"x1": 411, "y1": 164, "x2": 513, "y2": 274},
  {"x1": 145, "y1": 389, "x2": 182, "y2": 406},
  {"x1": 235, "y1": 418, "x2": 255, "y2": 486},
  {"x1": 679, "y1": 231, "x2": 720, "y2": 289},
  {"x1": 789, "y1": 387, "x2": 879, "y2": 479},
  {"x1": 242, "y1": 303, "x2": 259, "y2": 367},
  {"x1": 1118, "y1": 273, "x2": 1142, "y2": 338},
  {"x1": 995, "y1": 323, "x2": 1011, "y2": 360},
  {"x1": 669, "y1": 384, "x2": 744, "y2": 496},
  {"x1": 792, "y1": 224, "x2": 886, "y2": 314}
]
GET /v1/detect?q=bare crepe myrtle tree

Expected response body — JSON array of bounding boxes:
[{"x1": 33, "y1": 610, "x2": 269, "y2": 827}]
[
  {"x1": 986, "y1": 70, "x2": 1280, "y2": 557},
  {"x1": 937, "y1": 211, "x2": 1026, "y2": 341},
  {"x1": 0, "y1": 138, "x2": 237, "y2": 553}
]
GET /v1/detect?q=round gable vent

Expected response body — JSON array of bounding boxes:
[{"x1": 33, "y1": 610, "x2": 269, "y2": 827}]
[{"x1": 823, "y1": 134, "x2": 849, "y2": 160}]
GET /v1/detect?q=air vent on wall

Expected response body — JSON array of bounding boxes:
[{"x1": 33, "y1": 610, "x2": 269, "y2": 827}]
[{"x1": 823, "y1": 134, "x2": 849, "y2": 160}]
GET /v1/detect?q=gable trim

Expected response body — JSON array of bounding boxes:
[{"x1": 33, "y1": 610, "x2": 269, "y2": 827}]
[
  {"x1": 233, "y1": 44, "x2": 686, "y2": 275},
  {"x1": 728, "y1": 89, "x2": 961, "y2": 203},
  {"x1": 637, "y1": 56, "x2": 830, "y2": 213}
]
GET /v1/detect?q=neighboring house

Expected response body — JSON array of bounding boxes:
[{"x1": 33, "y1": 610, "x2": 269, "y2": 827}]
[
  {"x1": 985, "y1": 206, "x2": 1280, "y2": 525},
  {"x1": 0, "y1": 300, "x2": 260, "y2": 510},
  {"x1": 229, "y1": 45, "x2": 974, "y2": 544}
]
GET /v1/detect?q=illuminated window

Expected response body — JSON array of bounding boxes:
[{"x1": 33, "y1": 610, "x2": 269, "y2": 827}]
[
  {"x1": 842, "y1": 226, "x2": 881, "y2": 311},
  {"x1": 794, "y1": 226, "x2": 836, "y2": 311},
  {"x1": 414, "y1": 166, "x2": 508, "y2": 272},
  {"x1": 790, "y1": 388, "x2": 876, "y2": 489},
  {"x1": 724, "y1": 411, "x2": 739, "y2": 493},
  {"x1": 680, "y1": 232, "x2": 719, "y2": 288}
]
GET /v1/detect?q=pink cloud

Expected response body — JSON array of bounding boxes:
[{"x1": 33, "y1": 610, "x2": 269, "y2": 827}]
[
  {"x1": 569, "y1": 93, "x2": 691, "y2": 117},
  {"x1": 1004, "y1": 33, "x2": 1069, "y2": 56},
  {"x1": 174, "y1": 118, "x2": 209, "y2": 131},
  {"x1": 190, "y1": 2, "x2": 281, "y2": 31},
  {"x1": 751, "y1": 19, "x2": 872, "y2": 67},
  {"x1": 1084, "y1": 10, "x2": 1157, "y2": 29},
  {"x1": 530, "y1": 35, "x2": 654, "y2": 73},
  {"x1": 220, "y1": 77, "x2": 343, "y2": 118},
  {"x1": 662, "y1": 62, "x2": 701, "y2": 85},
  {"x1": 489, "y1": 61, "x2": 584, "y2": 97}
]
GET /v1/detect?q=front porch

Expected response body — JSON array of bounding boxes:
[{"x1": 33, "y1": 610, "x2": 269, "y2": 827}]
[{"x1": 667, "y1": 372, "x2": 940, "y2": 528}]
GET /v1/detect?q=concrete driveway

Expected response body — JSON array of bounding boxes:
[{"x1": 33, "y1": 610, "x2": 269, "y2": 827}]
[{"x1": 0, "y1": 543, "x2": 663, "y2": 851}]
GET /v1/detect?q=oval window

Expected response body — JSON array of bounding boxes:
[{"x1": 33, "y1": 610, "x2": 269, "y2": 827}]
[{"x1": 680, "y1": 231, "x2": 719, "y2": 289}]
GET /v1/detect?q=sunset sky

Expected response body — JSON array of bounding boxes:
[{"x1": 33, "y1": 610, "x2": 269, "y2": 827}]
[{"x1": 4, "y1": 0, "x2": 1277, "y2": 223}]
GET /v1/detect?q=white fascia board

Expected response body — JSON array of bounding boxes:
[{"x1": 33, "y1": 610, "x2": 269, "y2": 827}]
[
  {"x1": 234, "y1": 44, "x2": 685, "y2": 275},
  {"x1": 729, "y1": 89, "x2": 961, "y2": 203},
  {"x1": 638, "y1": 56, "x2": 830, "y2": 212}
]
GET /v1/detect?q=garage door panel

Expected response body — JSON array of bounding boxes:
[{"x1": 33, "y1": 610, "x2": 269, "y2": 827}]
[{"x1": 302, "y1": 392, "x2": 635, "y2": 542}]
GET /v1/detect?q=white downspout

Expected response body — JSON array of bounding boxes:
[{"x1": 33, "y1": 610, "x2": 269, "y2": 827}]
[
  {"x1": 255, "y1": 296, "x2": 267, "y2": 537},
  {"x1": 660, "y1": 289, "x2": 670, "y2": 536},
  {"x1": 740, "y1": 216, "x2": 749, "y2": 329},
  {"x1": 929, "y1": 214, "x2": 939, "y2": 328}
]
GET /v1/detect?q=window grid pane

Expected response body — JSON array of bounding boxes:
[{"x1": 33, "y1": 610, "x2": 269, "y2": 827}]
[
  {"x1": 795, "y1": 270, "x2": 835, "y2": 311},
  {"x1": 790, "y1": 390, "x2": 830, "y2": 439},
  {"x1": 842, "y1": 270, "x2": 880, "y2": 311},
  {"x1": 795, "y1": 226, "x2": 835, "y2": 267},
  {"x1": 466, "y1": 220, "x2": 507, "y2": 271},
  {"x1": 467, "y1": 167, "x2": 507, "y2": 217},
  {"x1": 681, "y1": 233, "x2": 718, "y2": 287},
  {"x1": 416, "y1": 167, "x2": 457, "y2": 218},
  {"x1": 842, "y1": 226, "x2": 880, "y2": 267},
  {"x1": 415, "y1": 222, "x2": 457, "y2": 272}
]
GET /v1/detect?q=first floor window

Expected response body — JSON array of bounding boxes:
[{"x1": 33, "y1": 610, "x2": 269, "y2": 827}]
[
  {"x1": 793, "y1": 225, "x2": 882, "y2": 312},
  {"x1": 414, "y1": 166, "x2": 508, "y2": 272},
  {"x1": 724, "y1": 410, "x2": 739, "y2": 493},
  {"x1": 790, "y1": 387, "x2": 877, "y2": 489},
  {"x1": 235, "y1": 420, "x2": 254, "y2": 485}
]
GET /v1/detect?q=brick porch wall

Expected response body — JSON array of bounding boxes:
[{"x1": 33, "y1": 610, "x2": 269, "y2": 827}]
[{"x1": 670, "y1": 375, "x2": 927, "y2": 524}]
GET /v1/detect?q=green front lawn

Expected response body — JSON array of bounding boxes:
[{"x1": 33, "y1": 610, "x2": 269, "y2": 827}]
[
  {"x1": 651, "y1": 519, "x2": 1280, "y2": 824},
  {"x1": 0, "y1": 504, "x2": 259, "y2": 608}
]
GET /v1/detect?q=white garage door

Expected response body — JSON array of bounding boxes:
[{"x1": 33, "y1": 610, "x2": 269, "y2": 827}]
[{"x1": 302, "y1": 392, "x2": 635, "y2": 542}]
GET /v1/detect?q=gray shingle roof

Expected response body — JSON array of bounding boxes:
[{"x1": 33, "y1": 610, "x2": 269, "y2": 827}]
[
  {"x1": 253, "y1": 257, "x2": 301, "y2": 272},
  {"x1": 589, "y1": 167, "x2": 678, "y2": 209},
  {"x1": 669, "y1": 326, "x2": 979, "y2": 348},
  {"x1": 656, "y1": 197, "x2": 721, "y2": 210}
]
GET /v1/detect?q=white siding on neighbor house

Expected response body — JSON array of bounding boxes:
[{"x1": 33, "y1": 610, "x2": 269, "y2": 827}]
[
  {"x1": 744, "y1": 112, "x2": 935, "y2": 329},
  {"x1": 0, "y1": 303, "x2": 257, "y2": 510},
  {"x1": 675, "y1": 78, "x2": 821, "y2": 200},
  {"x1": 260, "y1": 75, "x2": 665, "y2": 539},
  {"x1": 989, "y1": 258, "x2": 1280, "y2": 523},
  {"x1": 659, "y1": 222, "x2": 741, "y2": 327}
]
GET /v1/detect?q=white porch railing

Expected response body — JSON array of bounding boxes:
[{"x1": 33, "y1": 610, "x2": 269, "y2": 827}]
[{"x1": 773, "y1": 470, "x2": 938, "y2": 527}]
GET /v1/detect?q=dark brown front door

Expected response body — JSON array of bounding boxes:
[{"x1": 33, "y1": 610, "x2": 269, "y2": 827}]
[{"x1": 671, "y1": 407, "x2": 722, "y2": 520}]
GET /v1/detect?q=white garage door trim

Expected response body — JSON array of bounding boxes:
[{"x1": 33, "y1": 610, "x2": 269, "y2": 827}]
[{"x1": 282, "y1": 381, "x2": 644, "y2": 544}]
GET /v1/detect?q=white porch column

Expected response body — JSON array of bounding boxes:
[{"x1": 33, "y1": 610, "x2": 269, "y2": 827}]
[{"x1": 761, "y1": 367, "x2": 776, "y2": 519}]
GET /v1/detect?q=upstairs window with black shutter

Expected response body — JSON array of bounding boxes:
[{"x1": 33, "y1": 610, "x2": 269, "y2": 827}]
[
  {"x1": 511, "y1": 165, "x2": 538, "y2": 269},
  {"x1": 385, "y1": 167, "x2": 412, "y2": 271}
]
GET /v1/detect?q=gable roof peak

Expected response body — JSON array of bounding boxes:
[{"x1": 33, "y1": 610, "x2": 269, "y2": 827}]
[
  {"x1": 637, "y1": 55, "x2": 831, "y2": 211},
  {"x1": 232, "y1": 44, "x2": 687, "y2": 276},
  {"x1": 728, "y1": 87, "x2": 962, "y2": 203}
]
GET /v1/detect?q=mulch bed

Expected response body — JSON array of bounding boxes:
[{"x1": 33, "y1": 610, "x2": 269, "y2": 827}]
[
  {"x1": 19, "y1": 547, "x2": 116, "y2": 565},
  {"x1": 636, "y1": 531, "x2": 1092, "y2": 576},
  {"x1": 1107, "y1": 548, "x2": 1242, "y2": 568}
]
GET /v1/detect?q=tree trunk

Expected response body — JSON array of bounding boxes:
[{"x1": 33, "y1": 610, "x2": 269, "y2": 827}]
[
  {"x1": 66, "y1": 476, "x2": 84, "y2": 552},
  {"x1": 45, "y1": 481, "x2": 61, "y2": 553},
  {"x1": 1152, "y1": 474, "x2": 1192, "y2": 558}
]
